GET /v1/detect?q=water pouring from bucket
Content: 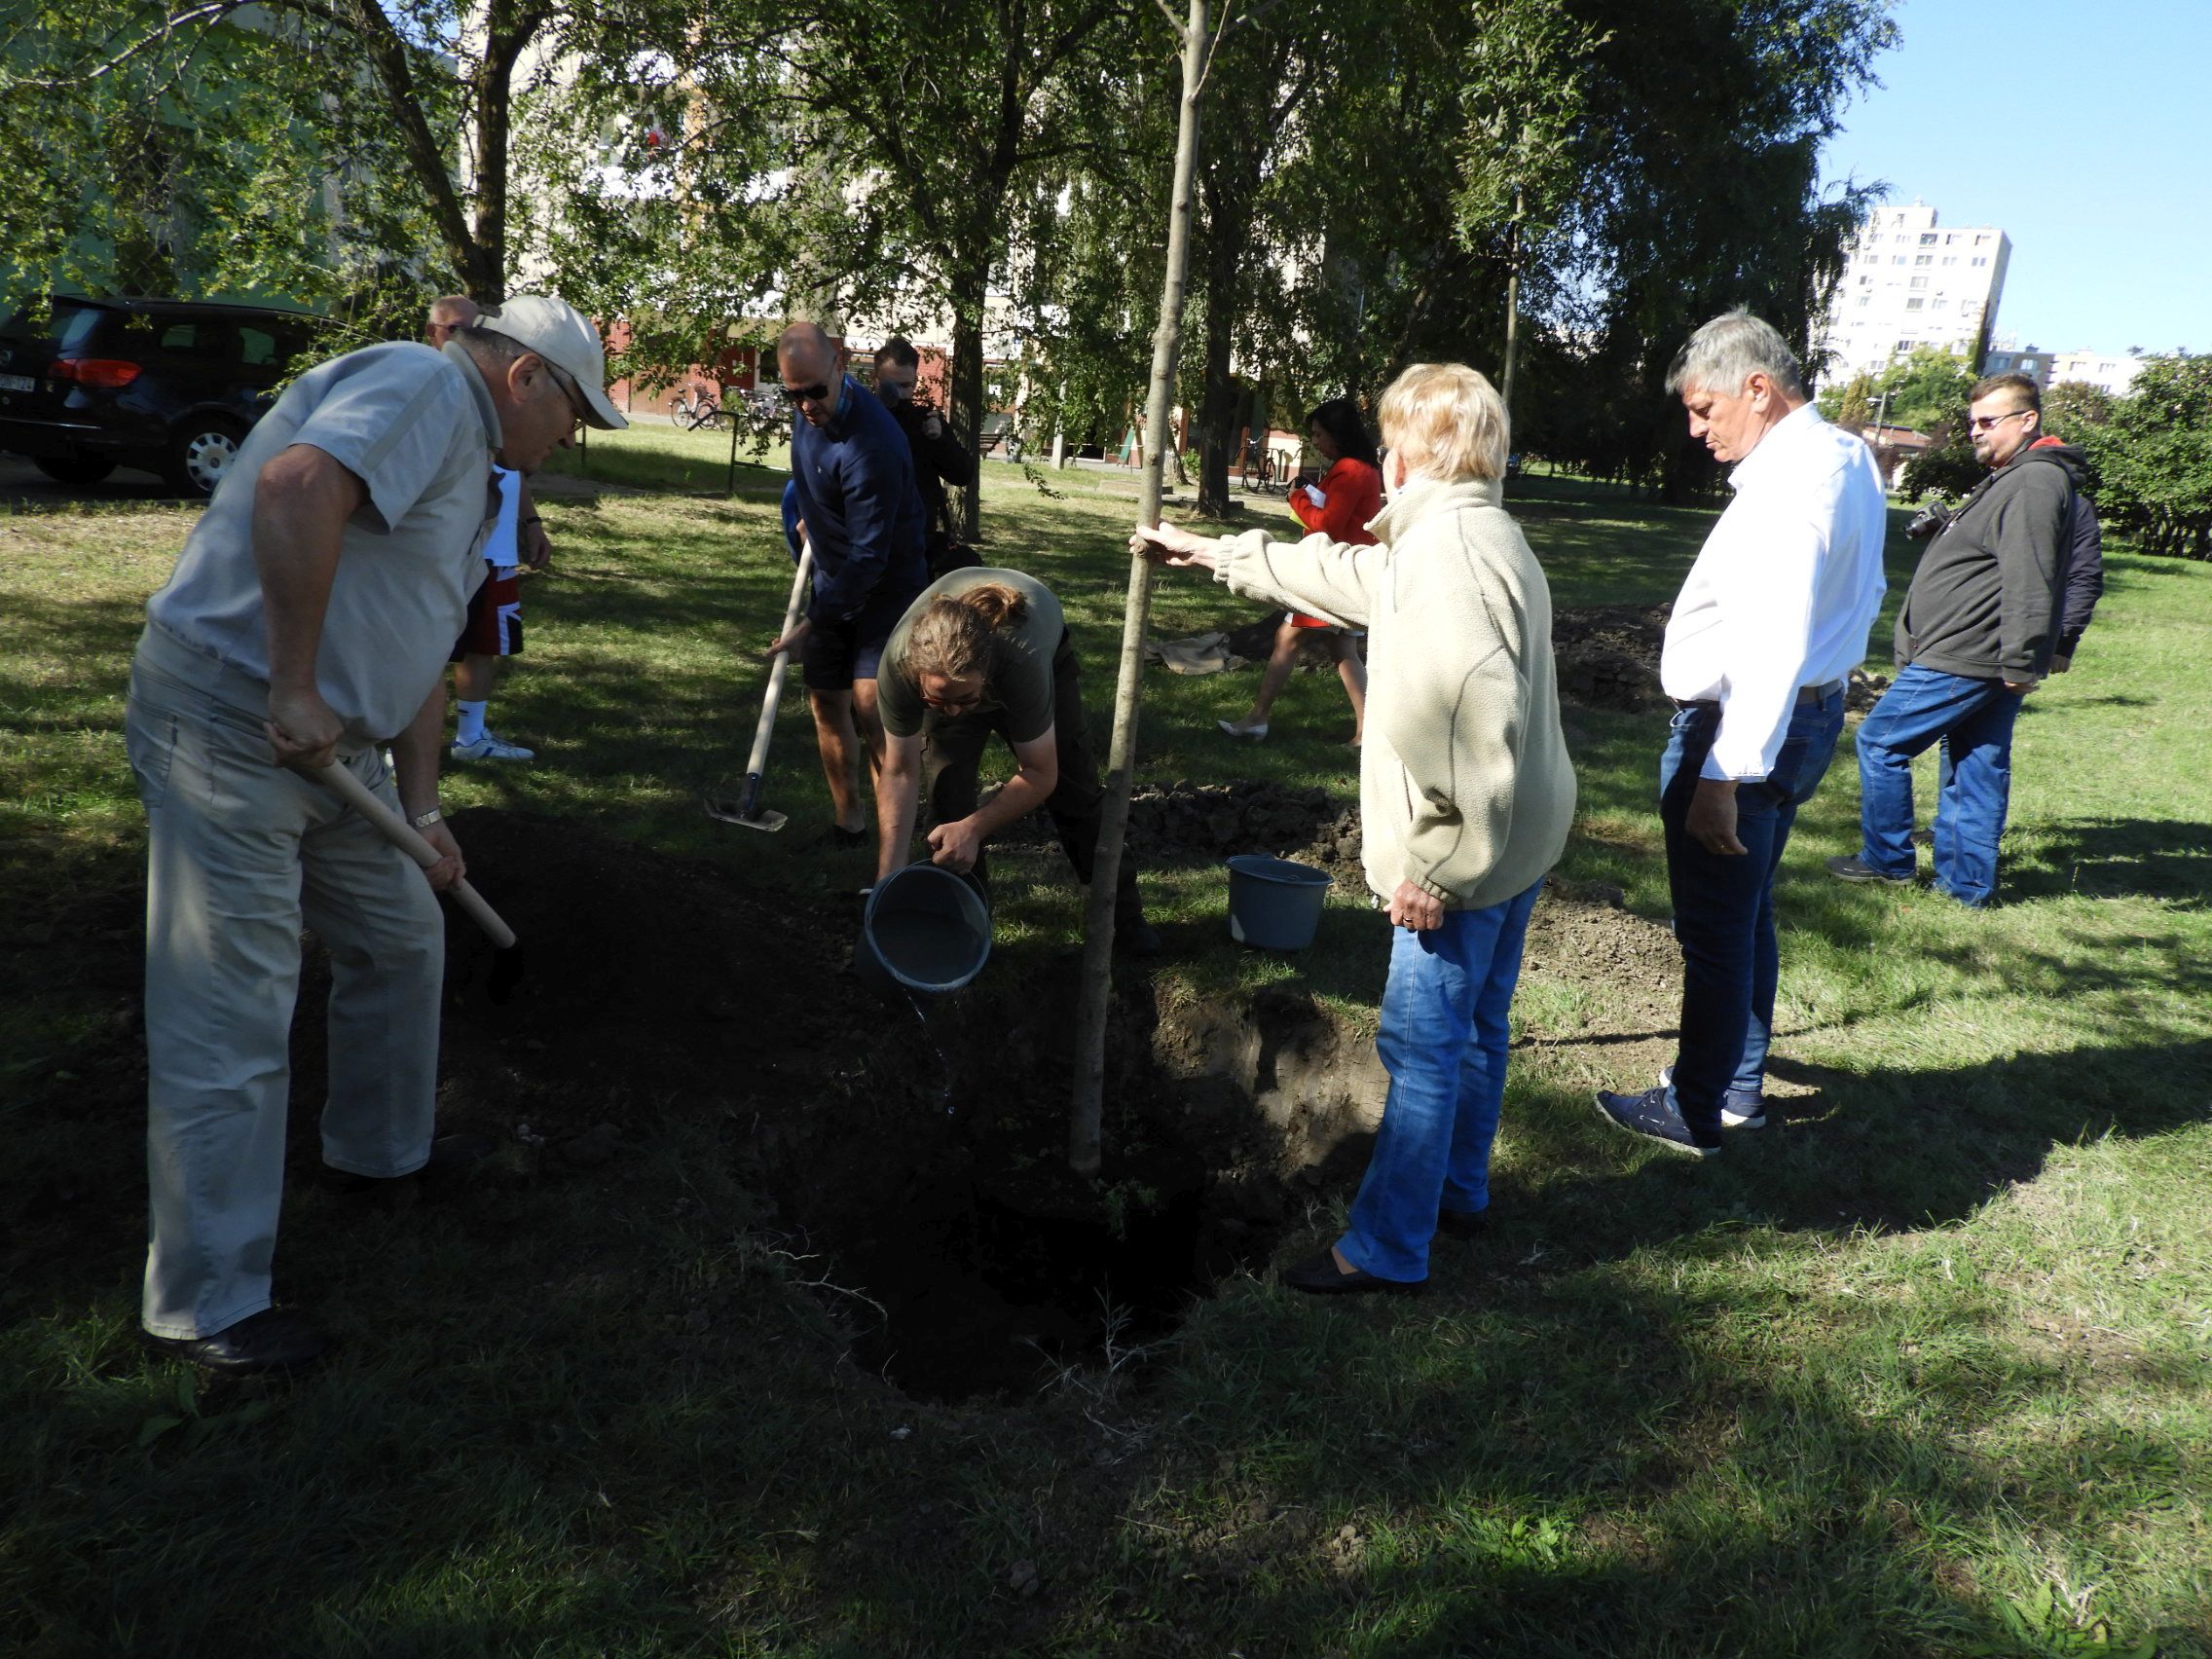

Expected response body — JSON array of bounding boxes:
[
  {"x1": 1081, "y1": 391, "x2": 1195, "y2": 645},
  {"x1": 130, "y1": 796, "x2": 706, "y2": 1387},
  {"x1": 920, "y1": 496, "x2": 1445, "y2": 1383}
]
[{"x1": 857, "y1": 864, "x2": 993, "y2": 995}]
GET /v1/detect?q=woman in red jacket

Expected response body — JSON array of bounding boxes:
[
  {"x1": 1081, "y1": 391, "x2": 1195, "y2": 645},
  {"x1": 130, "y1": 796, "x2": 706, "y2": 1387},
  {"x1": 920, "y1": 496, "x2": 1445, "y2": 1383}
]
[{"x1": 1219, "y1": 397, "x2": 1379, "y2": 743}]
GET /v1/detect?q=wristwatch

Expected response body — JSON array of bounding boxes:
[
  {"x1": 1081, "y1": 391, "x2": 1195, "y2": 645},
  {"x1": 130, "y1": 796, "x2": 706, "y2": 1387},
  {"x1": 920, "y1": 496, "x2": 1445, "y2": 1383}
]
[{"x1": 410, "y1": 807, "x2": 444, "y2": 830}]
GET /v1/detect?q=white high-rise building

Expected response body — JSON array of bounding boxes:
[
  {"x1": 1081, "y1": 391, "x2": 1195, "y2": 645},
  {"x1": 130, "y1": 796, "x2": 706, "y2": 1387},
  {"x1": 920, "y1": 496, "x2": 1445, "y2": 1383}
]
[
  {"x1": 2046, "y1": 350, "x2": 2142, "y2": 398},
  {"x1": 1813, "y1": 201, "x2": 2009, "y2": 389}
]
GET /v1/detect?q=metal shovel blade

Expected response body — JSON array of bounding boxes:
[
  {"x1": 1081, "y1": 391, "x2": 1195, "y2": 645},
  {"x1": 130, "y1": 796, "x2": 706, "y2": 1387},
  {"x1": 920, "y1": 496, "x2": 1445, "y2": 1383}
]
[{"x1": 704, "y1": 773, "x2": 787, "y2": 832}]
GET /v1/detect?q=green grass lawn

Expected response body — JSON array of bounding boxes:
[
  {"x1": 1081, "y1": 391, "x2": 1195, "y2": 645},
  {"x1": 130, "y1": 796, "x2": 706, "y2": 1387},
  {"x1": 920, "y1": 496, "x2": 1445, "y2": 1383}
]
[{"x1": 3, "y1": 461, "x2": 2209, "y2": 1657}]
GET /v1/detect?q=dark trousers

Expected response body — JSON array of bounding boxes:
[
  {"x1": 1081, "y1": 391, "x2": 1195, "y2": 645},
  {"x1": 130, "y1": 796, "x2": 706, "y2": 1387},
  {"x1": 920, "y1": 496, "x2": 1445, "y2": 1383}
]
[
  {"x1": 920, "y1": 630, "x2": 1142, "y2": 919},
  {"x1": 1659, "y1": 690, "x2": 1845, "y2": 1134}
]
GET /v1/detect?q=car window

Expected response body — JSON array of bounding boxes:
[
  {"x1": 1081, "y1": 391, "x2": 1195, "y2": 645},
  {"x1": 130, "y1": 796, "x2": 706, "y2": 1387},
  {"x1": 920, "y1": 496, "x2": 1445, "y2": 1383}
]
[
  {"x1": 157, "y1": 318, "x2": 235, "y2": 357},
  {"x1": 239, "y1": 325, "x2": 284, "y2": 366},
  {"x1": 1, "y1": 302, "x2": 107, "y2": 351}
]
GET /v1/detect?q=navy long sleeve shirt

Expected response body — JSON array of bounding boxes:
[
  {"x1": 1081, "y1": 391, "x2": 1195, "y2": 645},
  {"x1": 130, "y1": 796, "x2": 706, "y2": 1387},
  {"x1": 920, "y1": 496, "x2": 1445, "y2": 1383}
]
[{"x1": 789, "y1": 376, "x2": 929, "y2": 622}]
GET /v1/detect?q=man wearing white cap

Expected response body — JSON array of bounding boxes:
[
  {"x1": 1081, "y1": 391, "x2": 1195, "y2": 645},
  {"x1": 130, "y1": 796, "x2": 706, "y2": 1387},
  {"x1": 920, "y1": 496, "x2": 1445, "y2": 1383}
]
[{"x1": 125, "y1": 295, "x2": 624, "y2": 1375}]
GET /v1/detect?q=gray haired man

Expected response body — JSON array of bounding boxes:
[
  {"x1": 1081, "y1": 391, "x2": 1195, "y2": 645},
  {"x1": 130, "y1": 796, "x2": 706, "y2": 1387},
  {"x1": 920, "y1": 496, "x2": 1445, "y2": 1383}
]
[
  {"x1": 1597, "y1": 312, "x2": 1888, "y2": 1158},
  {"x1": 127, "y1": 297, "x2": 623, "y2": 1374}
]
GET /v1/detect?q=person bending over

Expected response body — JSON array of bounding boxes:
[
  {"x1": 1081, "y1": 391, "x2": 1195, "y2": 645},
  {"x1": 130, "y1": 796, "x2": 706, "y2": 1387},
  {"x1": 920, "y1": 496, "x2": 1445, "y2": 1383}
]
[{"x1": 873, "y1": 569, "x2": 1159, "y2": 955}]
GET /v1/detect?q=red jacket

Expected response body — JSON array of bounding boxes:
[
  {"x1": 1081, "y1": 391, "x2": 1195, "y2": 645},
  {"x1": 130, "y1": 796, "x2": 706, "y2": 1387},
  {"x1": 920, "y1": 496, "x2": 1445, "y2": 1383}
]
[{"x1": 1289, "y1": 457, "x2": 1382, "y2": 545}]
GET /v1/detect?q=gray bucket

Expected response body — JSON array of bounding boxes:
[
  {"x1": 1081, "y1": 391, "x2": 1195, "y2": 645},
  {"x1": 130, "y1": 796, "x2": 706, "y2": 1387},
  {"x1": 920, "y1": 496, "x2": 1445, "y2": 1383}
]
[
  {"x1": 858, "y1": 864, "x2": 992, "y2": 994},
  {"x1": 1225, "y1": 854, "x2": 1332, "y2": 950}
]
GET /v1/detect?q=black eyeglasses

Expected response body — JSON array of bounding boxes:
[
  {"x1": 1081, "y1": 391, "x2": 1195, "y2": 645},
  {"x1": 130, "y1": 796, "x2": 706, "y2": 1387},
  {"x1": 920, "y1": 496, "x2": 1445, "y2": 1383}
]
[
  {"x1": 542, "y1": 359, "x2": 591, "y2": 429},
  {"x1": 781, "y1": 383, "x2": 831, "y2": 403}
]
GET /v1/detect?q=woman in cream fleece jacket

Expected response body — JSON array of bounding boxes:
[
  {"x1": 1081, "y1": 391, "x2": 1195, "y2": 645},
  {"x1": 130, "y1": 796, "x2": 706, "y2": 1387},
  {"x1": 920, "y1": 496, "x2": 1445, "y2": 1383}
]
[{"x1": 1135, "y1": 362, "x2": 1574, "y2": 1294}]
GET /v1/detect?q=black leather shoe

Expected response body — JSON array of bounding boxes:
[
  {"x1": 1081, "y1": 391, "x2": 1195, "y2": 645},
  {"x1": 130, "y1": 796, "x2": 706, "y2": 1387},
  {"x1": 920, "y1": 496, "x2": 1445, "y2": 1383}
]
[
  {"x1": 1825, "y1": 853, "x2": 1912, "y2": 886},
  {"x1": 1281, "y1": 1249, "x2": 1423, "y2": 1296},
  {"x1": 143, "y1": 1309, "x2": 329, "y2": 1377},
  {"x1": 1435, "y1": 1207, "x2": 1490, "y2": 1240},
  {"x1": 321, "y1": 1131, "x2": 497, "y2": 1200}
]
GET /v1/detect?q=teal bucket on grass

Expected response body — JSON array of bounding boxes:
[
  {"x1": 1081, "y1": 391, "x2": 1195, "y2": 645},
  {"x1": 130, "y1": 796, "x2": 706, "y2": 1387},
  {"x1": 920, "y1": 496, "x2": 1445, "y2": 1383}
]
[
  {"x1": 858, "y1": 864, "x2": 992, "y2": 995},
  {"x1": 1225, "y1": 854, "x2": 1332, "y2": 951}
]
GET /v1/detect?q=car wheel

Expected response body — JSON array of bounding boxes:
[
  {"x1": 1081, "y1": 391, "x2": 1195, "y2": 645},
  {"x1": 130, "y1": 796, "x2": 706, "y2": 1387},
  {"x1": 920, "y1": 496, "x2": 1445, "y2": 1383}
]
[
  {"x1": 33, "y1": 455, "x2": 118, "y2": 487},
  {"x1": 166, "y1": 418, "x2": 247, "y2": 497}
]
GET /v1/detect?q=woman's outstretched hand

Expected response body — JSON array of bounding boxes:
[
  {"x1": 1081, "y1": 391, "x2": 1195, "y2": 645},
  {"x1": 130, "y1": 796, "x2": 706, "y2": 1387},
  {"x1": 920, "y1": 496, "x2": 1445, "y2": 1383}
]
[{"x1": 1128, "y1": 519, "x2": 1218, "y2": 570}]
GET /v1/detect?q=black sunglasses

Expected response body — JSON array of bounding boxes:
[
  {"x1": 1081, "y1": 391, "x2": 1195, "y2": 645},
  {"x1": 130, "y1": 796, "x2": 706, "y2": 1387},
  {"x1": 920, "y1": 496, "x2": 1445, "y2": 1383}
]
[{"x1": 781, "y1": 382, "x2": 831, "y2": 403}]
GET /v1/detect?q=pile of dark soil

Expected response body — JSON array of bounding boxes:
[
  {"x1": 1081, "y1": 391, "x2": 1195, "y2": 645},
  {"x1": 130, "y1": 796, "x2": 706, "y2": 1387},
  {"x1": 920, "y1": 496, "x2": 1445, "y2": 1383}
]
[{"x1": 1550, "y1": 604, "x2": 1670, "y2": 712}]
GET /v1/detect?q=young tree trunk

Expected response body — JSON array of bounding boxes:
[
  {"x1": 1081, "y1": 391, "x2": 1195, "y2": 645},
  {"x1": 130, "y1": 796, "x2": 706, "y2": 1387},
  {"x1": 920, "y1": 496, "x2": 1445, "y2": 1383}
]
[{"x1": 1069, "y1": 0, "x2": 1207, "y2": 1177}]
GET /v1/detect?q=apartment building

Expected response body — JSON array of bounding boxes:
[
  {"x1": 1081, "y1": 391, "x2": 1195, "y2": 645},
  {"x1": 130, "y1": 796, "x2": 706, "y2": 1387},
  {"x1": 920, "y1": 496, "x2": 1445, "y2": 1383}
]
[{"x1": 1814, "y1": 201, "x2": 2009, "y2": 387}]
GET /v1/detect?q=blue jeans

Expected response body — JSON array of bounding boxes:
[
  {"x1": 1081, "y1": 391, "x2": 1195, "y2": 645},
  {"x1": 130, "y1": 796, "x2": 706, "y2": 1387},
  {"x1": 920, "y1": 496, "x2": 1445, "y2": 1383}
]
[
  {"x1": 1660, "y1": 691, "x2": 1845, "y2": 1134},
  {"x1": 1854, "y1": 662, "x2": 2023, "y2": 907},
  {"x1": 1340, "y1": 880, "x2": 1545, "y2": 1283}
]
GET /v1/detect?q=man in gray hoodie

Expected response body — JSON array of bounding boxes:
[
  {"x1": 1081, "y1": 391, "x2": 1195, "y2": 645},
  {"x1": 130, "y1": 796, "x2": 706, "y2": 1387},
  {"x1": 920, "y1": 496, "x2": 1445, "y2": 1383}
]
[{"x1": 1828, "y1": 372, "x2": 2080, "y2": 906}]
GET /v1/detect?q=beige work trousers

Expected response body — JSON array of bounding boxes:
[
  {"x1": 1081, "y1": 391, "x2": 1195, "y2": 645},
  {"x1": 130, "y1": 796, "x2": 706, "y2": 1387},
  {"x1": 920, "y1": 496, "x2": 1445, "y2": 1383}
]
[{"x1": 126, "y1": 625, "x2": 444, "y2": 1340}]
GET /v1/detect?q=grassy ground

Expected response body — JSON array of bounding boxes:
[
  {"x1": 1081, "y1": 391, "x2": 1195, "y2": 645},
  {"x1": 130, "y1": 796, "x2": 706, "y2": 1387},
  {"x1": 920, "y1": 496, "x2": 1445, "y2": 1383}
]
[{"x1": 3, "y1": 461, "x2": 2208, "y2": 1657}]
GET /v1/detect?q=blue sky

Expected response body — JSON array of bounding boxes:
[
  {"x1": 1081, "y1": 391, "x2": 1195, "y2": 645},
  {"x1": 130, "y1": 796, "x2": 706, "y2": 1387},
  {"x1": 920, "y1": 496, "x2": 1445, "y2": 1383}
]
[{"x1": 1819, "y1": 0, "x2": 2209, "y2": 356}]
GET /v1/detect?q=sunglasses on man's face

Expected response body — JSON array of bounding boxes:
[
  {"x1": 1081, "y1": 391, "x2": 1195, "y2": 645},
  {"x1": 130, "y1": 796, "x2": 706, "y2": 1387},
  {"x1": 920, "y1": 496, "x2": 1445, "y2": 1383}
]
[
  {"x1": 781, "y1": 383, "x2": 831, "y2": 404},
  {"x1": 1967, "y1": 409, "x2": 2029, "y2": 433}
]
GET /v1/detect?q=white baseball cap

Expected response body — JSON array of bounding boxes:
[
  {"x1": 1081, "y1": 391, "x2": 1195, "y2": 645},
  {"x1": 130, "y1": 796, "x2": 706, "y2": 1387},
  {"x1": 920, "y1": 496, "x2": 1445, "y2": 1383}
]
[{"x1": 476, "y1": 295, "x2": 628, "y2": 429}]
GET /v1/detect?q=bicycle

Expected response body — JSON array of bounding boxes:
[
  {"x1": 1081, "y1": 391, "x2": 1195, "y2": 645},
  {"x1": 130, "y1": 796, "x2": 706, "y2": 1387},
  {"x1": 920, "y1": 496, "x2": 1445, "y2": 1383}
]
[{"x1": 671, "y1": 387, "x2": 724, "y2": 430}]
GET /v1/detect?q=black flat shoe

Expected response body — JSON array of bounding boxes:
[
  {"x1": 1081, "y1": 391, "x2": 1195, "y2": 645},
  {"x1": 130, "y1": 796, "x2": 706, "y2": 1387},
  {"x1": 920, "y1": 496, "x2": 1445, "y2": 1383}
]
[
  {"x1": 143, "y1": 1309, "x2": 330, "y2": 1377},
  {"x1": 1435, "y1": 1207, "x2": 1490, "y2": 1240},
  {"x1": 1281, "y1": 1249, "x2": 1423, "y2": 1296}
]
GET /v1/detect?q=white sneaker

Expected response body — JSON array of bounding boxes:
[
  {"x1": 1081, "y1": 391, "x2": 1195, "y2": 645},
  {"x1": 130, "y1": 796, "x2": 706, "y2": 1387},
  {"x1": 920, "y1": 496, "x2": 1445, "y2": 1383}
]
[
  {"x1": 1217, "y1": 719, "x2": 1269, "y2": 741},
  {"x1": 451, "y1": 731, "x2": 535, "y2": 761}
]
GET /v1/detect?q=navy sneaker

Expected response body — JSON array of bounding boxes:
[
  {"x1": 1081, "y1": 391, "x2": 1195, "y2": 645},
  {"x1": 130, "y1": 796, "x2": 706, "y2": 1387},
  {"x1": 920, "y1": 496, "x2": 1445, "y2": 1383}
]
[
  {"x1": 1595, "y1": 1086, "x2": 1722, "y2": 1159},
  {"x1": 1658, "y1": 1065, "x2": 1766, "y2": 1130}
]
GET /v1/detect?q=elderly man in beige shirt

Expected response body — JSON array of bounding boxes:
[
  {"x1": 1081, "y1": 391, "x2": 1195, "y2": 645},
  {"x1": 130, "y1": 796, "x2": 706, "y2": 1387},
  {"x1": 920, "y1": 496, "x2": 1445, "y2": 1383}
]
[{"x1": 127, "y1": 297, "x2": 623, "y2": 1375}]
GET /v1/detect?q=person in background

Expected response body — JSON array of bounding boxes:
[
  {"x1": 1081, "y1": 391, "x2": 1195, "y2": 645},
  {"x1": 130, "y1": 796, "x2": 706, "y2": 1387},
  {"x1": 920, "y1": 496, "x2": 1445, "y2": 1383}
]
[
  {"x1": 872, "y1": 569, "x2": 1159, "y2": 954},
  {"x1": 873, "y1": 337, "x2": 977, "y2": 580},
  {"x1": 1594, "y1": 312, "x2": 1887, "y2": 1159},
  {"x1": 1218, "y1": 396, "x2": 1378, "y2": 745},
  {"x1": 1827, "y1": 372, "x2": 2080, "y2": 907},
  {"x1": 1134, "y1": 362, "x2": 1575, "y2": 1294},
  {"x1": 425, "y1": 296, "x2": 552, "y2": 762},
  {"x1": 734, "y1": 322, "x2": 928, "y2": 849}
]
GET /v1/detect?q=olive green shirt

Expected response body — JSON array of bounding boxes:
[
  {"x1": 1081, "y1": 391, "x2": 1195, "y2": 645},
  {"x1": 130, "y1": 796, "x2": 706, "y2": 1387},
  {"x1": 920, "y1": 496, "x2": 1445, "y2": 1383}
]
[{"x1": 877, "y1": 568, "x2": 1064, "y2": 741}]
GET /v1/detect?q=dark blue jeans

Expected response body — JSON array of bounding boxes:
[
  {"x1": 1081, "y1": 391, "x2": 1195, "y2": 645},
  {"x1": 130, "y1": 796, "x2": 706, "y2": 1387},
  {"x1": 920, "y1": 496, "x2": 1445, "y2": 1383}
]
[
  {"x1": 1339, "y1": 879, "x2": 1544, "y2": 1283},
  {"x1": 1660, "y1": 691, "x2": 1845, "y2": 1134},
  {"x1": 1853, "y1": 662, "x2": 2023, "y2": 907}
]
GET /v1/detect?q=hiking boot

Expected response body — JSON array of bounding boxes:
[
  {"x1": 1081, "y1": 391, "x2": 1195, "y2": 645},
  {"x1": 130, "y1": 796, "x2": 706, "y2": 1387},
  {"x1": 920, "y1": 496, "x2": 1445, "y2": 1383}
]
[{"x1": 1595, "y1": 1086, "x2": 1722, "y2": 1159}]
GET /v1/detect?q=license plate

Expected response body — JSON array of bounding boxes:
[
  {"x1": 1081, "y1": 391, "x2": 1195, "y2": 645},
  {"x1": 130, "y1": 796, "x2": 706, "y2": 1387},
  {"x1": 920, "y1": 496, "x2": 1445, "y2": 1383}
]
[{"x1": 0, "y1": 374, "x2": 33, "y2": 392}]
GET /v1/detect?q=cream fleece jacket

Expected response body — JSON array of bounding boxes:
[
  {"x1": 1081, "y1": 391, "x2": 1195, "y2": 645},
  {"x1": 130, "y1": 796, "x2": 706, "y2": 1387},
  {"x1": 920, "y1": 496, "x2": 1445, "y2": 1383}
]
[{"x1": 1212, "y1": 476, "x2": 1576, "y2": 909}]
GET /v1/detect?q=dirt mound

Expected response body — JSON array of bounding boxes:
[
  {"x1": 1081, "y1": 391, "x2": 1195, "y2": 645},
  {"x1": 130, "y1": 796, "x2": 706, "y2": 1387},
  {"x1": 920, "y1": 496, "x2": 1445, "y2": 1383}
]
[{"x1": 1550, "y1": 604, "x2": 1670, "y2": 712}]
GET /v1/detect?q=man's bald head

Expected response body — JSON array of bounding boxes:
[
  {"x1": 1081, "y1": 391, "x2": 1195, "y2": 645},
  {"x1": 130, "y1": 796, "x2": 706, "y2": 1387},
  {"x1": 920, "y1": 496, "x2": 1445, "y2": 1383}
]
[
  {"x1": 777, "y1": 322, "x2": 844, "y2": 426},
  {"x1": 426, "y1": 295, "x2": 479, "y2": 348}
]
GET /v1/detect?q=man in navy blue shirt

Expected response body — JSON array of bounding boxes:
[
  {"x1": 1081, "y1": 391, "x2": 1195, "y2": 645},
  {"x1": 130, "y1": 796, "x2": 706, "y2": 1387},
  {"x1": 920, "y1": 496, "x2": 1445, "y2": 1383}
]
[{"x1": 762, "y1": 322, "x2": 930, "y2": 847}]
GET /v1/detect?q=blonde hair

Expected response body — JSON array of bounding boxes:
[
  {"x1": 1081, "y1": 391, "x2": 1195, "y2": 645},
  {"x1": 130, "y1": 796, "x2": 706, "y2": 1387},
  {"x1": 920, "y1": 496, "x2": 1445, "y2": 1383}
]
[
  {"x1": 903, "y1": 582, "x2": 1030, "y2": 682},
  {"x1": 1377, "y1": 362, "x2": 1509, "y2": 483}
]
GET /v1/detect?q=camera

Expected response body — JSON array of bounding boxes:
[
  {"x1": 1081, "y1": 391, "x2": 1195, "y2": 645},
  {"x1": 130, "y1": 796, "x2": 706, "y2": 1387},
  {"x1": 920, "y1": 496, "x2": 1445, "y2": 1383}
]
[{"x1": 1905, "y1": 498, "x2": 1953, "y2": 541}]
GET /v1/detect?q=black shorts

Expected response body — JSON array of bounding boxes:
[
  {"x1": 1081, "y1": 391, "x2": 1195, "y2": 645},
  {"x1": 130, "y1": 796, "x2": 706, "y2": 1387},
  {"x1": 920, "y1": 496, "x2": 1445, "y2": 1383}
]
[{"x1": 802, "y1": 582, "x2": 922, "y2": 691}]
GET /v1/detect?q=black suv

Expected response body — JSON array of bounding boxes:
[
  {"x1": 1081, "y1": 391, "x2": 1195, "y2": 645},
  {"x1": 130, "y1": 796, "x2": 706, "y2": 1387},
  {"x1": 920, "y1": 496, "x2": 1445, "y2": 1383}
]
[{"x1": 0, "y1": 296, "x2": 318, "y2": 497}]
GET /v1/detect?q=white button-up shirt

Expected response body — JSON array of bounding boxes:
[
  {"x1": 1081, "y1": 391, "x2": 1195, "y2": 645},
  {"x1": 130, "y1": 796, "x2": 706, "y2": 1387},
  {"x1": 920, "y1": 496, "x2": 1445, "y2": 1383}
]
[{"x1": 1659, "y1": 402, "x2": 1889, "y2": 781}]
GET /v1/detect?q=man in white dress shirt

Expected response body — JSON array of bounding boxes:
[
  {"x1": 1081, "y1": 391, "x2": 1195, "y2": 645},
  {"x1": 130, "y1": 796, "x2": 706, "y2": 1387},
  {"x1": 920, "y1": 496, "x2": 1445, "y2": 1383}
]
[{"x1": 1597, "y1": 312, "x2": 1889, "y2": 1158}]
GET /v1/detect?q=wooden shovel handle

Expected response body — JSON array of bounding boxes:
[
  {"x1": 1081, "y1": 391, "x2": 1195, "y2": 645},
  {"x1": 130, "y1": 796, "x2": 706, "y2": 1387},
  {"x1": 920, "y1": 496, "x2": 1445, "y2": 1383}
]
[{"x1": 316, "y1": 761, "x2": 518, "y2": 950}]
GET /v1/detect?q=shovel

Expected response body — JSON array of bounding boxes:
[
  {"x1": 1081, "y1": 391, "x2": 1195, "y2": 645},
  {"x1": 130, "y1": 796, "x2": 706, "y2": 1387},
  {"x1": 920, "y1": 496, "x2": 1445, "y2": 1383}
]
[
  {"x1": 316, "y1": 760, "x2": 525, "y2": 999},
  {"x1": 706, "y1": 540, "x2": 815, "y2": 832}
]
